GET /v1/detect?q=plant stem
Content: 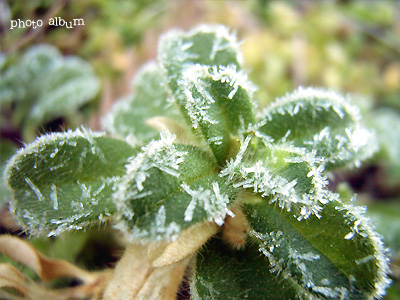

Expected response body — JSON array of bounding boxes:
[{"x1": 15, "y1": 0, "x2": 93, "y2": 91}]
[{"x1": 102, "y1": 243, "x2": 190, "y2": 300}]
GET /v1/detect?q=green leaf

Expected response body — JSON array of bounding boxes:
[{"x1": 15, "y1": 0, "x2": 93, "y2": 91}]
[
  {"x1": 191, "y1": 236, "x2": 305, "y2": 300},
  {"x1": 0, "y1": 140, "x2": 17, "y2": 205},
  {"x1": 255, "y1": 87, "x2": 376, "y2": 169},
  {"x1": 0, "y1": 45, "x2": 60, "y2": 106},
  {"x1": 4, "y1": 128, "x2": 137, "y2": 237},
  {"x1": 27, "y1": 56, "x2": 100, "y2": 126},
  {"x1": 221, "y1": 136, "x2": 332, "y2": 221},
  {"x1": 0, "y1": 44, "x2": 100, "y2": 141},
  {"x1": 158, "y1": 24, "x2": 243, "y2": 93},
  {"x1": 177, "y1": 64, "x2": 256, "y2": 164},
  {"x1": 241, "y1": 197, "x2": 391, "y2": 299},
  {"x1": 102, "y1": 62, "x2": 183, "y2": 145},
  {"x1": 113, "y1": 131, "x2": 236, "y2": 242}
]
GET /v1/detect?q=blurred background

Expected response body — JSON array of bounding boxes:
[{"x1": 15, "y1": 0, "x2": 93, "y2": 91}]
[{"x1": 0, "y1": 0, "x2": 399, "y2": 299}]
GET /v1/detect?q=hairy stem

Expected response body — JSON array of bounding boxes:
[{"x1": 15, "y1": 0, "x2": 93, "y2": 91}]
[{"x1": 102, "y1": 243, "x2": 190, "y2": 300}]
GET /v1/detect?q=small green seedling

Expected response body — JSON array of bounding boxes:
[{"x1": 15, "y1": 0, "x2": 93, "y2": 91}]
[
  {"x1": 3, "y1": 25, "x2": 391, "y2": 299},
  {"x1": 0, "y1": 44, "x2": 100, "y2": 142}
]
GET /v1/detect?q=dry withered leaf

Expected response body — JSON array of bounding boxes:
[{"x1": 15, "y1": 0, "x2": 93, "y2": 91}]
[{"x1": 0, "y1": 235, "x2": 112, "y2": 300}]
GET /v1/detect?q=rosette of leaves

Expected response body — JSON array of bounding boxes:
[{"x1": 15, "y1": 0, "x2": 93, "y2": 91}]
[
  {"x1": 0, "y1": 44, "x2": 100, "y2": 142},
  {"x1": 4, "y1": 25, "x2": 391, "y2": 299}
]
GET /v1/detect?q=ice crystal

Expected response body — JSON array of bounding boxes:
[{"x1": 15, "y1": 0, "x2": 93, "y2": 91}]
[
  {"x1": 114, "y1": 205, "x2": 181, "y2": 242},
  {"x1": 50, "y1": 184, "x2": 58, "y2": 210},
  {"x1": 209, "y1": 65, "x2": 257, "y2": 99},
  {"x1": 113, "y1": 131, "x2": 188, "y2": 238},
  {"x1": 24, "y1": 177, "x2": 43, "y2": 202},
  {"x1": 221, "y1": 138, "x2": 332, "y2": 220},
  {"x1": 122, "y1": 130, "x2": 187, "y2": 191},
  {"x1": 182, "y1": 181, "x2": 233, "y2": 226},
  {"x1": 335, "y1": 202, "x2": 391, "y2": 298},
  {"x1": 268, "y1": 87, "x2": 360, "y2": 121}
]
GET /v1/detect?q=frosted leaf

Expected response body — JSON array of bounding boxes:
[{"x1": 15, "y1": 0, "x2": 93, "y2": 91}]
[
  {"x1": 333, "y1": 202, "x2": 391, "y2": 299},
  {"x1": 221, "y1": 136, "x2": 331, "y2": 220},
  {"x1": 181, "y1": 181, "x2": 233, "y2": 226},
  {"x1": 158, "y1": 24, "x2": 243, "y2": 85},
  {"x1": 176, "y1": 64, "x2": 255, "y2": 164},
  {"x1": 255, "y1": 87, "x2": 376, "y2": 169},
  {"x1": 116, "y1": 131, "x2": 187, "y2": 195},
  {"x1": 4, "y1": 128, "x2": 136, "y2": 236},
  {"x1": 113, "y1": 137, "x2": 236, "y2": 242},
  {"x1": 192, "y1": 236, "x2": 317, "y2": 300},
  {"x1": 242, "y1": 198, "x2": 391, "y2": 300}
]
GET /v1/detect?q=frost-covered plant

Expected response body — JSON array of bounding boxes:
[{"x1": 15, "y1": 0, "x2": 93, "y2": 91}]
[
  {"x1": 3, "y1": 25, "x2": 391, "y2": 299},
  {"x1": 0, "y1": 44, "x2": 100, "y2": 142}
]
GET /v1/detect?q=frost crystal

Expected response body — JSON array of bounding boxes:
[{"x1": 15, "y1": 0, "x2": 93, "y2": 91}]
[
  {"x1": 209, "y1": 65, "x2": 257, "y2": 99},
  {"x1": 252, "y1": 229, "x2": 351, "y2": 299},
  {"x1": 113, "y1": 131, "x2": 188, "y2": 240},
  {"x1": 221, "y1": 138, "x2": 331, "y2": 220},
  {"x1": 178, "y1": 64, "x2": 256, "y2": 131},
  {"x1": 114, "y1": 205, "x2": 181, "y2": 242},
  {"x1": 219, "y1": 135, "x2": 251, "y2": 181},
  {"x1": 123, "y1": 130, "x2": 187, "y2": 192},
  {"x1": 180, "y1": 65, "x2": 218, "y2": 129},
  {"x1": 50, "y1": 184, "x2": 58, "y2": 210},
  {"x1": 335, "y1": 202, "x2": 391, "y2": 298},
  {"x1": 181, "y1": 181, "x2": 233, "y2": 226},
  {"x1": 24, "y1": 177, "x2": 43, "y2": 202},
  {"x1": 269, "y1": 87, "x2": 360, "y2": 120}
]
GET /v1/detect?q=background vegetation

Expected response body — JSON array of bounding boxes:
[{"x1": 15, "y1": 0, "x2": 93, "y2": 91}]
[{"x1": 1, "y1": 0, "x2": 399, "y2": 299}]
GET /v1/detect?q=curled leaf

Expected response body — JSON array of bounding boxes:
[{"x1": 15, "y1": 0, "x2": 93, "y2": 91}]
[
  {"x1": 255, "y1": 87, "x2": 376, "y2": 169},
  {"x1": 0, "y1": 236, "x2": 112, "y2": 300}
]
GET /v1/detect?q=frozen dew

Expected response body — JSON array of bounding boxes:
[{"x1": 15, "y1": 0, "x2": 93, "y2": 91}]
[
  {"x1": 50, "y1": 184, "x2": 58, "y2": 210},
  {"x1": 180, "y1": 64, "x2": 217, "y2": 129},
  {"x1": 252, "y1": 229, "x2": 351, "y2": 299},
  {"x1": 123, "y1": 130, "x2": 187, "y2": 191},
  {"x1": 49, "y1": 147, "x2": 58, "y2": 158},
  {"x1": 221, "y1": 142, "x2": 332, "y2": 221},
  {"x1": 113, "y1": 131, "x2": 188, "y2": 239},
  {"x1": 220, "y1": 135, "x2": 251, "y2": 181},
  {"x1": 115, "y1": 205, "x2": 181, "y2": 242},
  {"x1": 258, "y1": 86, "x2": 361, "y2": 127},
  {"x1": 355, "y1": 255, "x2": 375, "y2": 265},
  {"x1": 335, "y1": 202, "x2": 391, "y2": 298},
  {"x1": 311, "y1": 286, "x2": 348, "y2": 300},
  {"x1": 208, "y1": 135, "x2": 224, "y2": 145},
  {"x1": 209, "y1": 65, "x2": 257, "y2": 99},
  {"x1": 179, "y1": 64, "x2": 256, "y2": 130},
  {"x1": 47, "y1": 212, "x2": 92, "y2": 237},
  {"x1": 189, "y1": 24, "x2": 243, "y2": 65},
  {"x1": 24, "y1": 178, "x2": 43, "y2": 202},
  {"x1": 158, "y1": 29, "x2": 199, "y2": 66},
  {"x1": 181, "y1": 181, "x2": 232, "y2": 226}
]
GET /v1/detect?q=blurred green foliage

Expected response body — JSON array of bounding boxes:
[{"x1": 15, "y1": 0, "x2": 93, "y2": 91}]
[{"x1": 1, "y1": 0, "x2": 399, "y2": 298}]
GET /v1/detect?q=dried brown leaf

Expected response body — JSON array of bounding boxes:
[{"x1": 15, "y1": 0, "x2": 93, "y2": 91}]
[{"x1": 0, "y1": 236, "x2": 112, "y2": 300}]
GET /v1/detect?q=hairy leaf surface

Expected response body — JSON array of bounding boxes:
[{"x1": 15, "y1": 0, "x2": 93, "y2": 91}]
[
  {"x1": 221, "y1": 136, "x2": 332, "y2": 220},
  {"x1": 177, "y1": 64, "x2": 255, "y2": 164},
  {"x1": 158, "y1": 24, "x2": 242, "y2": 93},
  {"x1": 4, "y1": 128, "x2": 136, "y2": 237},
  {"x1": 114, "y1": 132, "x2": 236, "y2": 242},
  {"x1": 241, "y1": 198, "x2": 390, "y2": 299},
  {"x1": 256, "y1": 87, "x2": 375, "y2": 169},
  {"x1": 192, "y1": 236, "x2": 305, "y2": 300}
]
